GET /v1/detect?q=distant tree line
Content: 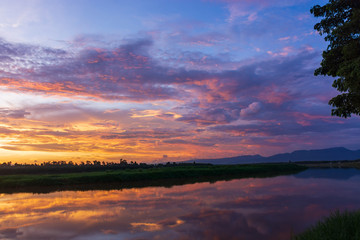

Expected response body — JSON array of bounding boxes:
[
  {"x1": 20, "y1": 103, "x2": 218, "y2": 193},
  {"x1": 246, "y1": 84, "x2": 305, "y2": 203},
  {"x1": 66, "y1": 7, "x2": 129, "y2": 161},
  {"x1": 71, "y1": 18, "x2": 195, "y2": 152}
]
[{"x1": 0, "y1": 159, "x2": 209, "y2": 175}]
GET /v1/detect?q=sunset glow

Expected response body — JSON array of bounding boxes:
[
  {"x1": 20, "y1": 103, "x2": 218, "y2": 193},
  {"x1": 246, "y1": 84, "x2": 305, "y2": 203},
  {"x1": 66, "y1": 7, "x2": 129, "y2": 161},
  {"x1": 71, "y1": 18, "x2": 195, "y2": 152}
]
[{"x1": 0, "y1": 0, "x2": 359, "y2": 163}]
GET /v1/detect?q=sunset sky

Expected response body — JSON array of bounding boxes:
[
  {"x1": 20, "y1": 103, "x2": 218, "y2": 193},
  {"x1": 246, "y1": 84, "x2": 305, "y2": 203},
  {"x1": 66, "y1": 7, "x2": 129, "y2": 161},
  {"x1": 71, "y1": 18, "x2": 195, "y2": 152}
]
[{"x1": 0, "y1": 0, "x2": 359, "y2": 163}]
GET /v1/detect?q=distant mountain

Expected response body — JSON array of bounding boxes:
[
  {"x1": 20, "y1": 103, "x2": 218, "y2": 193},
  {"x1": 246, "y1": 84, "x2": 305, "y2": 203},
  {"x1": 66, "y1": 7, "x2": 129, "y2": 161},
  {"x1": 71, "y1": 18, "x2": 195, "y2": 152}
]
[
  {"x1": 183, "y1": 154, "x2": 266, "y2": 165},
  {"x1": 183, "y1": 147, "x2": 360, "y2": 165}
]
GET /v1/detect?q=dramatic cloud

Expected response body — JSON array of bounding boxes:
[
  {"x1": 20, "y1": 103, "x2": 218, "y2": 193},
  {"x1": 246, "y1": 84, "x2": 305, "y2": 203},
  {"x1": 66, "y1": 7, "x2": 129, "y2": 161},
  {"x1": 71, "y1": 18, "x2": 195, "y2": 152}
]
[
  {"x1": 0, "y1": 0, "x2": 358, "y2": 163},
  {"x1": 0, "y1": 35, "x2": 358, "y2": 162}
]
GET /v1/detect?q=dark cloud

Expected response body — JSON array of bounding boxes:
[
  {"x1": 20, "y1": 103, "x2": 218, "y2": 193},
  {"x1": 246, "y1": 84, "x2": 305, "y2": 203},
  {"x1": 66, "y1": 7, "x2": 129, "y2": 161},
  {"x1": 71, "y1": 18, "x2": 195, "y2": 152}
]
[
  {"x1": 0, "y1": 108, "x2": 30, "y2": 119},
  {"x1": 0, "y1": 37, "x2": 320, "y2": 106},
  {"x1": 101, "y1": 128, "x2": 190, "y2": 140},
  {"x1": 0, "y1": 228, "x2": 20, "y2": 240},
  {"x1": 0, "y1": 38, "x2": 183, "y2": 101},
  {"x1": 177, "y1": 106, "x2": 241, "y2": 126},
  {"x1": 0, "y1": 38, "x2": 67, "y2": 76},
  {"x1": 1, "y1": 143, "x2": 78, "y2": 152},
  {"x1": 0, "y1": 38, "x2": 65, "y2": 58},
  {"x1": 162, "y1": 139, "x2": 215, "y2": 147},
  {"x1": 210, "y1": 115, "x2": 359, "y2": 137}
]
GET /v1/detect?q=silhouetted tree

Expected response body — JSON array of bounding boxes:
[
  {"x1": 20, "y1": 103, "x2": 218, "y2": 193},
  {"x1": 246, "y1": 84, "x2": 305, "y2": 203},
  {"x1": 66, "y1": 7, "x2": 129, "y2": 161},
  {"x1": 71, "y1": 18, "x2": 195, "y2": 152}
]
[
  {"x1": 311, "y1": 0, "x2": 360, "y2": 117},
  {"x1": 120, "y1": 159, "x2": 128, "y2": 166}
]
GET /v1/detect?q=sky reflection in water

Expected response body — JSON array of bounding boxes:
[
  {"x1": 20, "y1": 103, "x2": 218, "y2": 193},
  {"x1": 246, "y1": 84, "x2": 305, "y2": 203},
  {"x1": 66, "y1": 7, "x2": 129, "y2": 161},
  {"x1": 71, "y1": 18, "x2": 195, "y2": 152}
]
[{"x1": 1, "y1": 168, "x2": 360, "y2": 240}]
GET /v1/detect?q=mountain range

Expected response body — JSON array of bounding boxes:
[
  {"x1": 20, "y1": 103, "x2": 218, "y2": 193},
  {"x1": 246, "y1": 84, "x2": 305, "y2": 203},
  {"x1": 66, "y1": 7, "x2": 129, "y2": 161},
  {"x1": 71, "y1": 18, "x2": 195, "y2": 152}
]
[{"x1": 183, "y1": 147, "x2": 360, "y2": 165}]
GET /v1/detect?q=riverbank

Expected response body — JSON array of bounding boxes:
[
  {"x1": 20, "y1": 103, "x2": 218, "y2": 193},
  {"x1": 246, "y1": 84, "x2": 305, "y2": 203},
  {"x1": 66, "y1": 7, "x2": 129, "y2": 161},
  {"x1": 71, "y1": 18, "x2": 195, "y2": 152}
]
[
  {"x1": 294, "y1": 210, "x2": 360, "y2": 240},
  {"x1": 297, "y1": 159, "x2": 360, "y2": 169},
  {"x1": 0, "y1": 163, "x2": 306, "y2": 194}
]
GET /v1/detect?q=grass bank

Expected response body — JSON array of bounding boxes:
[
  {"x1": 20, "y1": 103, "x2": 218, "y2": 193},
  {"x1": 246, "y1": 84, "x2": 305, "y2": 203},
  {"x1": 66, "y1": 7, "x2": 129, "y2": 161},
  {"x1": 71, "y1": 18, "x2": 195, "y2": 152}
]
[
  {"x1": 294, "y1": 210, "x2": 360, "y2": 240},
  {"x1": 0, "y1": 163, "x2": 306, "y2": 194},
  {"x1": 298, "y1": 159, "x2": 360, "y2": 169}
]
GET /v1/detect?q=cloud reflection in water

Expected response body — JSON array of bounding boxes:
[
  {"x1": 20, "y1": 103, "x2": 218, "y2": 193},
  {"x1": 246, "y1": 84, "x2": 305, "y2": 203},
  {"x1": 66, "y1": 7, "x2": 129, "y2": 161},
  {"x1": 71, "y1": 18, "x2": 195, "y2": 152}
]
[{"x1": 1, "y1": 169, "x2": 360, "y2": 240}]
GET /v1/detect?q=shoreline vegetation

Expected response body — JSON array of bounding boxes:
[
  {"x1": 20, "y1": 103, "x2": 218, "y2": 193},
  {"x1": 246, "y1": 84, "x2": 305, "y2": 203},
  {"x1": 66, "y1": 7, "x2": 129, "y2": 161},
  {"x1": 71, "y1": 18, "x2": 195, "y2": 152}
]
[
  {"x1": 0, "y1": 161, "x2": 307, "y2": 194},
  {"x1": 1, "y1": 158, "x2": 359, "y2": 194},
  {"x1": 298, "y1": 159, "x2": 360, "y2": 169},
  {"x1": 294, "y1": 210, "x2": 360, "y2": 240}
]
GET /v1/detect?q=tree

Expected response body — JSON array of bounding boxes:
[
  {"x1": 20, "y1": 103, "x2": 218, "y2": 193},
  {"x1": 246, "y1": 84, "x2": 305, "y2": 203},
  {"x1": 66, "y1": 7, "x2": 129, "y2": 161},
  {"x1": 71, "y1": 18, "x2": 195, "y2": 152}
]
[
  {"x1": 310, "y1": 0, "x2": 360, "y2": 117},
  {"x1": 119, "y1": 158, "x2": 128, "y2": 166}
]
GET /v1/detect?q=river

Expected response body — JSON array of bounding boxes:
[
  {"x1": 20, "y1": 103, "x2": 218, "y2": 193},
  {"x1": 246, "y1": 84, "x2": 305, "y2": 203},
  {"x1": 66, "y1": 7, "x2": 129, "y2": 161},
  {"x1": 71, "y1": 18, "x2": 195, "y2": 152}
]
[{"x1": 1, "y1": 168, "x2": 360, "y2": 240}]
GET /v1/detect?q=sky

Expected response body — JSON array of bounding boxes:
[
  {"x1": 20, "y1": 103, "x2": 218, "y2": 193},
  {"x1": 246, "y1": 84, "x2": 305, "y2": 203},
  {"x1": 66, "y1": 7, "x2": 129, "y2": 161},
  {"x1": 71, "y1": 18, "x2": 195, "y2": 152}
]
[{"x1": 0, "y1": 0, "x2": 359, "y2": 163}]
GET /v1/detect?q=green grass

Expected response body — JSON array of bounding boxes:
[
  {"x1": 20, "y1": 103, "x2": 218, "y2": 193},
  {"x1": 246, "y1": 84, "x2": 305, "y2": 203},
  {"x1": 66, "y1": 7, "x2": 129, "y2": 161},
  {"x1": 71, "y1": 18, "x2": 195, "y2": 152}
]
[
  {"x1": 294, "y1": 210, "x2": 360, "y2": 240},
  {"x1": 0, "y1": 163, "x2": 307, "y2": 194}
]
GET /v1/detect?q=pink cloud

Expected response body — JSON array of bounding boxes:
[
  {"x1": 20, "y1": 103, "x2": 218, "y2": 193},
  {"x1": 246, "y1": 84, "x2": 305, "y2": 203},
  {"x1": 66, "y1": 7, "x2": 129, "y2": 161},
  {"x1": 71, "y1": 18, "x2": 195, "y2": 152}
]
[
  {"x1": 258, "y1": 86, "x2": 292, "y2": 105},
  {"x1": 278, "y1": 36, "x2": 291, "y2": 41},
  {"x1": 267, "y1": 46, "x2": 294, "y2": 57},
  {"x1": 240, "y1": 102, "x2": 261, "y2": 117}
]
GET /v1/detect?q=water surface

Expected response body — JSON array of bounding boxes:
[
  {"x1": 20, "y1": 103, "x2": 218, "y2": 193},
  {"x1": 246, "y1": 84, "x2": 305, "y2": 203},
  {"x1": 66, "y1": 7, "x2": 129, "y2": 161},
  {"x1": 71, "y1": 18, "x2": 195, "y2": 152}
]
[{"x1": 1, "y1": 168, "x2": 360, "y2": 240}]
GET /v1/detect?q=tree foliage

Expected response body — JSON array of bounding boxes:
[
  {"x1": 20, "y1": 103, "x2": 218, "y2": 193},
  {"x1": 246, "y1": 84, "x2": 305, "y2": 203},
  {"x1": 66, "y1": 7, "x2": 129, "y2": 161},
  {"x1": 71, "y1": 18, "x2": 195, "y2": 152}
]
[{"x1": 311, "y1": 0, "x2": 360, "y2": 117}]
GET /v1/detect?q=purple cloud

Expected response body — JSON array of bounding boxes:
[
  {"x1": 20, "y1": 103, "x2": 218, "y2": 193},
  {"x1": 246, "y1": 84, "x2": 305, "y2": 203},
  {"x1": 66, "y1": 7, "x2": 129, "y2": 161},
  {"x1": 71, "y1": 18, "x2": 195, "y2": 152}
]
[
  {"x1": 0, "y1": 108, "x2": 30, "y2": 119},
  {"x1": 0, "y1": 37, "x2": 347, "y2": 130},
  {"x1": 0, "y1": 35, "x2": 359, "y2": 159}
]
